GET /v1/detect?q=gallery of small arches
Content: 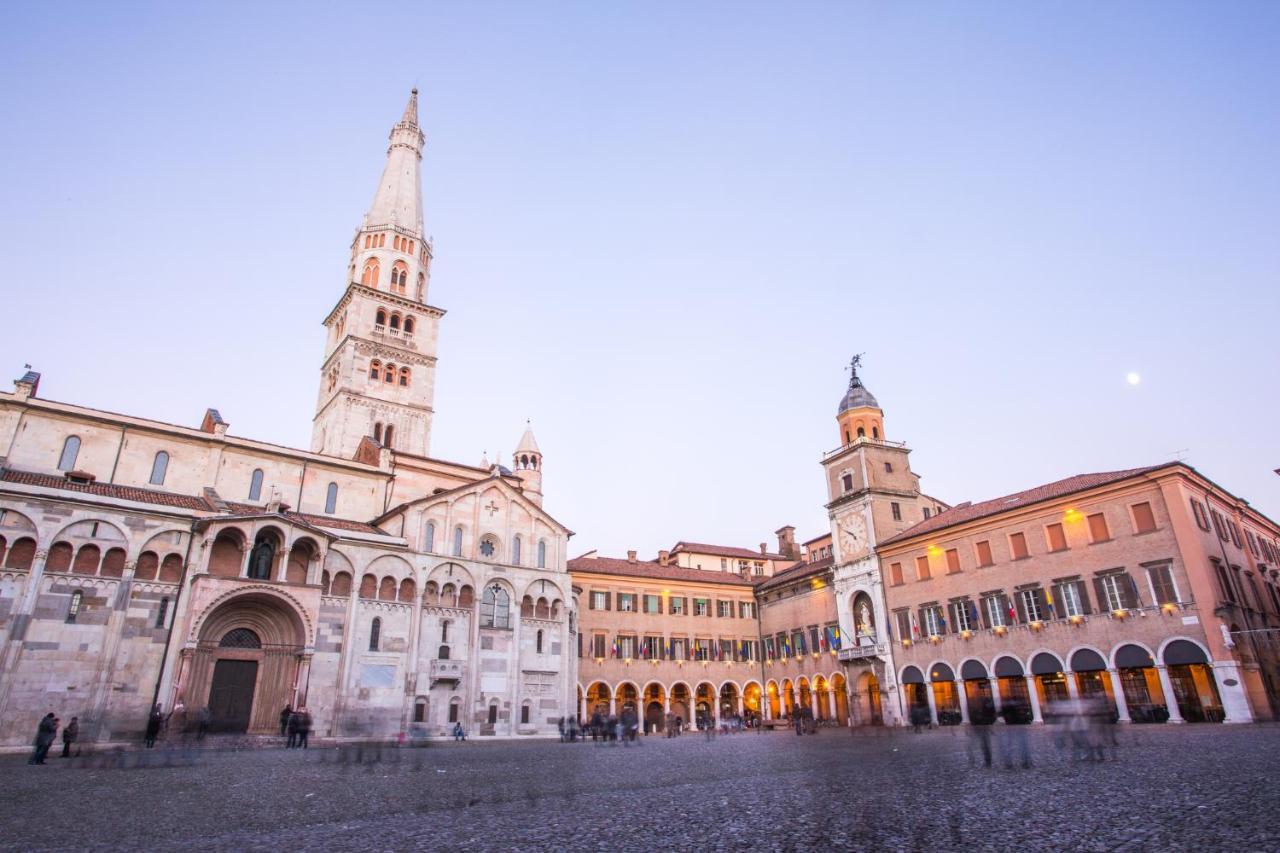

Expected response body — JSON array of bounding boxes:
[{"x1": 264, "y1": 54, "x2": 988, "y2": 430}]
[
  {"x1": 205, "y1": 527, "x2": 323, "y2": 585},
  {"x1": 579, "y1": 680, "x2": 773, "y2": 731},
  {"x1": 898, "y1": 639, "x2": 1228, "y2": 725},
  {"x1": 0, "y1": 512, "x2": 187, "y2": 583}
]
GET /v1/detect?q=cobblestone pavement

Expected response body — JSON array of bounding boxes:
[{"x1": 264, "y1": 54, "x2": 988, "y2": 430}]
[{"x1": 1, "y1": 724, "x2": 1277, "y2": 851}]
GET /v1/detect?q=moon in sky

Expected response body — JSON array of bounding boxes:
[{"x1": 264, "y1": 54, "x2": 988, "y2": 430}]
[{"x1": 1126, "y1": 372, "x2": 1141, "y2": 386}]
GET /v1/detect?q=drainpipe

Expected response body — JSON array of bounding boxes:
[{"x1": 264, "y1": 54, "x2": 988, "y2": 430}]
[
  {"x1": 295, "y1": 460, "x2": 309, "y2": 509},
  {"x1": 108, "y1": 426, "x2": 129, "y2": 483},
  {"x1": 754, "y1": 591, "x2": 768, "y2": 732},
  {"x1": 149, "y1": 517, "x2": 199, "y2": 713}
]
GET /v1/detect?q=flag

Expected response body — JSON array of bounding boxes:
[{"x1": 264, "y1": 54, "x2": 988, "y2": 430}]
[
  {"x1": 1007, "y1": 600, "x2": 1017, "y2": 624},
  {"x1": 611, "y1": 641, "x2": 619, "y2": 659},
  {"x1": 938, "y1": 613, "x2": 946, "y2": 634},
  {"x1": 830, "y1": 626, "x2": 842, "y2": 650},
  {"x1": 1045, "y1": 589, "x2": 1055, "y2": 617},
  {"x1": 911, "y1": 612, "x2": 920, "y2": 638}
]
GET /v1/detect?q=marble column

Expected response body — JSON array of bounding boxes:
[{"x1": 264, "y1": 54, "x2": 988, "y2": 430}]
[
  {"x1": 1025, "y1": 675, "x2": 1044, "y2": 723},
  {"x1": 1107, "y1": 668, "x2": 1131, "y2": 723},
  {"x1": 1065, "y1": 671, "x2": 1081, "y2": 699},
  {"x1": 1156, "y1": 665, "x2": 1185, "y2": 723},
  {"x1": 925, "y1": 682, "x2": 939, "y2": 726},
  {"x1": 956, "y1": 680, "x2": 970, "y2": 724}
]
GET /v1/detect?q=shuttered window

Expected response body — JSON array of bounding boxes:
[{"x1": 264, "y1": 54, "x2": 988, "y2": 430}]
[
  {"x1": 1009, "y1": 532, "x2": 1029, "y2": 560},
  {"x1": 915, "y1": 555, "x2": 931, "y2": 581},
  {"x1": 1046, "y1": 523, "x2": 1068, "y2": 552},
  {"x1": 889, "y1": 562, "x2": 904, "y2": 586},
  {"x1": 945, "y1": 549, "x2": 961, "y2": 574},
  {"x1": 974, "y1": 540, "x2": 993, "y2": 567},
  {"x1": 1087, "y1": 513, "x2": 1110, "y2": 543},
  {"x1": 1147, "y1": 563, "x2": 1178, "y2": 605},
  {"x1": 1131, "y1": 502, "x2": 1157, "y2": 534}
]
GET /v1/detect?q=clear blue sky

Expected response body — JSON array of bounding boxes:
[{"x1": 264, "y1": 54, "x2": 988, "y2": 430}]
[{"x1": 2, "y1": 2, "x2": 1277, "y2": 556}]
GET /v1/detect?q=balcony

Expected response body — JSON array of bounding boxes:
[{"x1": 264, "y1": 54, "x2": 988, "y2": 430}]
[
  {"x1": 838, "y1": 637, "x2": 887, "y2": 662},
  {"x1": 429, "y1": 659, "x2": 464, "y2": 685}
]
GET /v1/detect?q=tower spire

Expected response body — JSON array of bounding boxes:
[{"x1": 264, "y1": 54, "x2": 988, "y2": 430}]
[
  {"x1": 401, "y1": 88, "x2": 419, "y2": 127},
  {"x1": 363, "y1": 88, "x2": 426, "y2": 236}
]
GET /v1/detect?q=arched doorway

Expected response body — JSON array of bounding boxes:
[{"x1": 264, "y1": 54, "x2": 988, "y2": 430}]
[
  {"x1": 798, "y1": 677, "x2": 812, "y2": 717},
  {"x1": 1030, "y1": 652, "x2": 1068, "y2": 720},
  {"x1": 901, "y1": 666, "x2": 928, "y2": 724},
  {"x1": 643, "y1": 682, "x2": 666, "y2": 733},
  {"x1": 1164, "y1": 640, "x2": 1224, "y2": 722},
  {"x1": 695, "y1": 682, "x2": 716, "y2": 729},
  {"x1": 670, "y1": 683, "x2": 691, "y2": 726},
  {"x1": 930, "y1": 663, "x2": 960, "y2": 725},
  {"x1": 852, "y1": 671, "x2": 878, "y2": 725},
  {"x1": 831, "y1": 672, "x2": 849, "y2": 726},
  {"x1": 719, "y1": 683, "x2": 740, "y2": 720},
  {"x1": 961, "y1": 660, "x2": 994, "y2": 723},
  {"x1": 183, "y1": 592, "x2": 307, "y2": 733},
  {"x1": 743, "y1": 682, "x2": 762, "y2": 726},
  {"x1": 993, "y1": 656, "x2": 1031, "y2": 723},
  {"x1": 615, "y1": 683, "x2": 639, "y2": 717},
  {"x1": 585, "y1": 682, "x2": 611, "y2": 717},
  {"x1": 766, "y1": 681, "x2": 781, "y2": 720},
  {"x1": 780, "y1": 679, "x2": 795, "y2": 717},
  {"x1": 1114, "y1": 644, "x2": 1167, "y2": 723},
  {"x1": 813, "y1": 676, "x2": 830, "y2": 721},
  {"x1": 1069, "y1": 649, "x2": 1115, "y2": 716}
]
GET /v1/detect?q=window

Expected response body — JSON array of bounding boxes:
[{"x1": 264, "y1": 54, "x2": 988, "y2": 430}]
[
  {"x1": 487, "y1": 704, "x2": 498, "y2": 725},
  {"x1": 1209, "y1": 510, "x2": 1228, "y2": 541},
  {"x1": 67, "y1": 590, "x2": 83, "y2": 623},
  {"x1": 1087, "y1": 513, "x2": 1110, "y2": 543},
  {"x1": 369, "y1": 359, "x2": 381, "y2": 380},
  {"x1": 923, "y1": 507, "x2": 932, "y2": 520},
  {"x1": 589, "y1": 590, "x2": 608, "y2": 610},
  {"x1": 384, "y1": 363, "x2": 395, "y2": 383},
  {"x1": 974, "y1": 540, "x2": 993, "y2": 567},
  {"x1": 453, "y1": 527, "x2": 463, "y2": 556},
  {"x1": 951, "y1": 599, "x2": 977, "y2": 632},
  {"x1": 425, "y1": 521, "x2": 436, "y2": 553},
  {"x1": 1045, "y1": 523, "x2": 1068, "y2": 552},
  {"x1": 1096, "y1": 572, "x2": 1137, "y2": 612},
  {"x1": 891, "y1": 502, "x2": 901, "y2": 521},
  {"x1": 156, "y1": 597, "x2": 169, "y2": 628},
  {"x1": 618, "y1": 593, "x2": 635, "y2": 612},
  {"x1": 889, "y1": 562, "x2": 904, "y2": 586},
  {"x1": 669, "y1": 597, "x2": 685, "y2": 616},
  {"x1": 885, "y1": 462, "x2": 893, "y2": 473},
  {"x1": 618, "y1": 635, "x2": 637, "y2": 658},
  {"x1": 982, "y1": 594, "x2": 1007, "y2": 628},
  {"x1": 479, "y1": 538, "x2": 495, "y2": 558},
  {"x1": 753, "y1": 562, "x2": 764, "y2": 576},
  {"x1": 414, "y1": 702, "x2": 426, "y2": 723},
  {"x1": 1052, "y1": 580, "x2": 1088, "y2": 618},
  {"x1": 671, "y1": 637, "x2": 688, "y2": 660},
  {"x1": 536, "y1": 539, "x2": 547, "y2": 568},
  {"x1": 58, "y1": 436, "x2": 81, "y2": 471},
  {"x1": 383, "y1": 425, "x2": 394, "y2": 448},
  {"x1": 1245, "y1": 530, "x2": 1259, "y2": 556},
  {"x1": 591, "y1": 634, "x2": 607, "y2": 658},
  {"x1": 716, "y1": 600, "x2": 732, "y2": 618},
  {"x1": 512, "y1": 536, "x2": 521, "y2": 565},
  {"x1": 890, "y1": 609, "x2": 910, "y2": 643},
  {"x1": 1147, "y1": 563, "x2": 1178, "y2": 605},
  {"x1": 738, "y1": 601, "x2": 754, "y2": 619},
  {"x1": 369, "y1": 617, "x2": 381, "y2": 651},
  {"x1": 149, "y1": 451, "x2": 169, "y2": 485},
  {"x1": 944, "y1": 548, "x2": 961, "y2": 574},
  {"x1": 694, "y1": 598, "x2": 709, "y2": 617},
  {"x1": 248, "y1": 469, "x2": 264, "y2": 501},
  {"x1": 376, "y1": 309, "x2": 387, "y2": 327},
  {"x1": 1018, "y1": 588, "x2": 1047, "y2": 622},
  {"x1": 521, "y1": 704, "x2": 530, "y2": 724},
  {"x1": 1132, "y1": 502, "x2": 1157, "y2": 534},
  {"x1": 644, "y1": 594, "x2": 661, "y2": 614},
  {"x1": 324, "y1": 482, "x2": 338, "y2": 514},
  {"x1": 915, "y1": 555, "x2": 930, "y2": 581},
  {"x1": 920, "y1": 605, "x2": 943, "y2": 637},
  {"x1": 1009, "y1": 532, "x2": 1029, "y2": 560},
  {"x1": 841, "y1": 473, "x2": 853, "y2": 493},
  {"x1": 481, "y1": 585, "x2": 511, "y2": 628},
  {"x1": 1190, "y1": 499, "x2": 1210, "y2": 531},
  {"x1": 441, "y1": 621, "x2": 450, "y2": 643},
  {"x1": 1213, "y1": 560, "x2": 1236, "y2": 603},
  {"x1": 448, "y1": 701, "x2": 459, "y2": 723},
  {"x1": 1228, "y1": 521, "x2": 1243, "y2": 548},
  {"x1": 399, "y1": 367, "x2": 410, "y2": 387},
  {"x1": 404, "y1": 317, "x2": 415, "y2": 334},
  {"x1": 438, "y1": 644, "x2": 450, "y2": 660},
  {"x1": 535, "y1": 630, "x2": 544, "y2": 654},
  {"x1": 361, "y1": 258, "x2": 380, "y2": 287},
  {"x1": 375, "y1": 421, "x2": 386, "y2": 443}
]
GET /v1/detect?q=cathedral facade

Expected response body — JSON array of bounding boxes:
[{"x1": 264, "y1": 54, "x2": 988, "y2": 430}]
[{"x1": 0, "y1": 91, "x2": 577, "y2": 747}]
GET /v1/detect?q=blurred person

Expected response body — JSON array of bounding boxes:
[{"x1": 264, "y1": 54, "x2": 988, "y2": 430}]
[
  {"x1": 144, "y1": 704, "x2": 163, "y2": 748},
  {"x1": 296, "y1": 708, "x2": 312, "y2": 749},
  {"x1": 286, "y1": 709, "x2": 300, "y2": 748},
  {"x1": 998, "y1": 701, "x2": 1032, "y2": 769},
  {"x1": 279, "y1": 704, "x2": 293, "y2": 738},
  {"x1": 29, "y1": 713, "x2": 58, "y2": 765},
  {"x1": 452, "y1": 721, "x2": 466, "y2": 742},
  {"x1": 61, "y1": 716, "x2": 79, "y2": 758}
]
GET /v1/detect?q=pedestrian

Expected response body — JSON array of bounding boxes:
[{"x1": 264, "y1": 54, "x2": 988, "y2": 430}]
[
  {"x1": 968, "y1": 697, "x2": 995, "y2": 768},
  {"x1": 279, "y1": 704, "x2": 293, "y2": 738},
  {"x1": 999, "y1": 701, "x2": 1032, "y2": 769},
  {"x1": 296, "y1": 708, "x2": 312, "y2": 749},
  {"x1": 665, "y1": 711, "x2": 676, "y2": 738},
  {"x1": 558, "y1": 716, "x2": 566, "y2": 743},
  {"x1": 286, "y1": 709, "x2": 300, "y2": 748},
  {"x1": 195, "y1": 706, "x2": 210, "y2": 740},
  {"x1": 144, "y1": 704, "x2": 163, "y2": 748},
  {"x1": 29, "y1": 713, "x2": 58, "y2": 765},
  {"x1": 793, "y1": 712, "x2": 804, "y2": 736},
  {"x1": 452, "y1": 721, "x2": 466, "y2": 742},
  {"x1": 61, "y1": 716, "x2": 80, "y2": 758}
]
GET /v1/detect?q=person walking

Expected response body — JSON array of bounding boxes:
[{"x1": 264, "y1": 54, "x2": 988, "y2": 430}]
[
  {"x1": 286, "y1": 709, "x2": 300, "y2": 748},
  {"x1": 29, "y1": 713, "x2": 58, "y2": 765},
  {"x1": 296, "y1": 708, "x2": 312, "y2": 749},
  {"x1": 279, "y1": 704, "x2": 293, "y2": 738},
  {"x1": 144, "y1": 704, "x2": 163, "y2": 748},
  {"x1": 61, "y1": 716, "x2": 79, "y2": 758},
  {"x1": 793, "y1": 712, "x2": 804, "y2": 736}
]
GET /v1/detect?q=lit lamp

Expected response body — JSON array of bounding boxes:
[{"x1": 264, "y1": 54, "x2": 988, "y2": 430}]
[
  {"x1": 929, "y1": 634, "x2": 940, "y2": 645},
  {"x1": 1030, "y1": 620, "x2": 1044, "y2": 631},
  {"x1": 960, "y1": 629, "x2": 973, "y2": 640},
  {"x1": 902, "y1": 639, "x2": 911, "y2": 648},
  {"x1": 993, "y1": 625, "x2": 1007, "y2": 636},
  {"x1": 1161, "y1": 603, "x2": 1177, "y2": 615},
  {"x1": 1068, "y1": 614, "x2": 1085, "y2": 625},
  {"x1": 1112, "y1": 609, "x2": 1127, "y2": 620}
]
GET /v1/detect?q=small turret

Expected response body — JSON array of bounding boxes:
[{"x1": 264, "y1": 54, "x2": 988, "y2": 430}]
[{"x1": 513, "y1": 421, "x2": 543, "y2": 505}]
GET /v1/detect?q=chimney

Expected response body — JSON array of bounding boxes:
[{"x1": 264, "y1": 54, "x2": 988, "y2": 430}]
[
  {"x1": 627, "y1": 550, "x2": 637, "y2": 564},
  {"x1": 658, "y1": 550, "x2": 670, "y2": 567},
  {"x1": 760, "y1": 543, "x2": 767, "y2": 555},
  {"x1": 13, "y1": 369, "x2": 40, "y2": 401},
  {"x1": 775, "y1": 525, "x2": 797, "y2": 559},
  {"x1": 200, "y1": 408, "x2": 229, "y2": 437}
]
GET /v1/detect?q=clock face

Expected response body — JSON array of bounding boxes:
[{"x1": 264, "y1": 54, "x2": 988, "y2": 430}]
[{"x1": 837, "y1": 510, "x2": 867, "y2": 561}]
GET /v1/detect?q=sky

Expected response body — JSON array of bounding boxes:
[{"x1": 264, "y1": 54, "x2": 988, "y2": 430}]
[{"x1": 1, "y1": 2, "x2": 1277, "y2": 558}]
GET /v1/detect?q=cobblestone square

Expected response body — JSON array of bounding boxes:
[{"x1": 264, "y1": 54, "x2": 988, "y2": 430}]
[{"x1": 1, "y1": 725, "x2": 1277, "y2": 851}]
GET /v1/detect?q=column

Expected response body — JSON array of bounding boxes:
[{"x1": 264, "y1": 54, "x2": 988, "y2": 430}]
[
  {"x1": 1212, "y1": 660, "x2": 1256, "y2": 723},
  {"x1": 1065, "y1": 671, "x2": 1080, "y2": 699},
  {"x1": 1107, "y1": 669, "x2": 1131, "y2": 723},
  {"x1": 925, "y1": 682, "x2": 938, "y2": 726},
  {"x1": 294, "y1": 653, "x2": 313, "y2": 707},
  {"x1": 1156, "y1": 665, "x2": 1185, "y2": 723},
  {"x1": 0, "y1": 548, "x2": 48, "y2": 721},
  {"x1": 988, "y1": 678, "x2": 1004, "y2": 722},
  {"x1": 955, "y1": 680, "x2": 970, "y2": 724},
  {"x1": 1025, "y1": 675, "x2": 1044, "y2": 723}
]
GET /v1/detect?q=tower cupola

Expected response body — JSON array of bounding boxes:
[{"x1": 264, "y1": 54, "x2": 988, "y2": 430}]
[
  {"x1": 513, "y1": 422, "x2": 543, "y2": 505},
  {"x1": 836, "y1": 355, "x2": 885, "y2": 445}
]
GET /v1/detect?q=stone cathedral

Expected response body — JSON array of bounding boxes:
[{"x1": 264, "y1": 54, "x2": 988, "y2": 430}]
[{"x1": 0, "y1": 91, "x2": 577, "y2": 747}]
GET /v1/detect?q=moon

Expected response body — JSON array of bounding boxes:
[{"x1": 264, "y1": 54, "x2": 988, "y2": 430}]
[{"x1": 1126, "y1": 372, "x2": 1141, "y2": 386}]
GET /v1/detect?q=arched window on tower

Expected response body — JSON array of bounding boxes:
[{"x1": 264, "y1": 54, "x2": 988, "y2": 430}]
[
  {"x1": 149, "y1": 451, "x2": 169, "y2": 485},
  {"x1": 512, "y1": 536, "x2": 522, "y2": 566},
  {"x1": 391, "y1": 261, "x2": 409, "y2": 295},
  {"x1": 373, "y1": 422, "x2": 383, "y2": 443},
  {"x1": 248, "y1": 469, "x2": 264, "y2": 501},
  {"x1": 536, "y1": 629, "x2": 544, "y2": 654},
  {"x1": 425, "y1": 521, "x2": 436, "y2": 553},
  {"x1": 404, "y1": 316, "x2": 415, "y2": 335},
  {"x1": 369, "y1": 617, "x2": 381, "y2": 651},
  {"x1": 453, "y1": 526, "x2": 463, "y2": 557},
  {"x1": 58, "y1": 436, "x2": 81, "y2": 471},
  {"x1": 856, "y1": 427, "x2": 865, "y2": 438},
  {"x1": 390, "y1": 313, "x2": 401, "y2": 331},
  {"x1": 361, "y1": 258, "x2": 380, "y2": 288},
  {"x1": 399, "y1": 367, "x2": 410, "y2": 387},
  {"x1": 369, "y1": 359, "x2": 382, "y2": 380},
  {"x1": 376, "y1": 309, "x2": 387, "y2": 328},
  {"x1": 537, "y1": 539, "x2": 547, "y2": 569},
  {"x1": 325, "y1": 482, "x2": 338, "y2": 514},
  {"x1": 384, "y1": 363, "x2": 395, "y2": 383},
  {"x1": 383, "y1": 425, "x2": 394, "y2": 448},
  {"x1": 872, "y1": 426, "x2": 880, "y2": 439}
]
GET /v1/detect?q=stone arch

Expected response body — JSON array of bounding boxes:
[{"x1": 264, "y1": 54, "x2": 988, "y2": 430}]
[
  {"x1": 1027, "y1": 649, "x2": 1064, "y2": 675},
  {"x1": 1065, "y1": 643, "x2": 1109, "y2": 672},
  {"x1": 398, "y1": 577, "x2": 416, "y2": 602},
  {"x1": 358, "y1": 573, "x2": 377, "y2": 599},
  {"x1": 208, "y1": 528, "x2": 248, "y2": 578},
  {"x1": 585, "y1": 680, "x2": 611, "y2": 715},
  {"x1": 519, "y1": 577, "x2": 567, "y2": 603},
  {"x1": 426, "y1": 561, "x2": 474, "y2": 589},
  {"x1": 1158, "y1": 636, "x2": 1213, "y2": 665},
  {"x1": 286, "y1": 536, "x2": 321, "y2": 585},
  {"x1": 1110, "y1": 641, "x2": 1157, "y2": 670},
  {"x1": 50, "y1": 517, "x2": 127, "y2": 546},
  {"x1": 2, "y1": 535, "x2": 37, "y2": 570}
]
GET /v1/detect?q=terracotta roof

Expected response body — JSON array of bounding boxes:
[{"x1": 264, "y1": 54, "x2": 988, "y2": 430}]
[
  {"x1": 568, "y1": 555, "x2": 758, "y2": 588},
  {"x1": 1, "y1": 469, "x2": 212, "y2": 510},
  {"x1": 757, "y1": 556, "x2": 834, "y2": 592},
  {"x1": 879, "y1": 465, "x2": 1172, "y2": 547},
  {"x1": 222, "y1": 502, "x2": 388, "y2": 536},
  {"x1": 668, "y1": 541, "x2": 788, "y2": 561}
]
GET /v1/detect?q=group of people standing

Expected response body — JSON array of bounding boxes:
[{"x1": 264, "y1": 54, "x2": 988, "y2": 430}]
[
  {"x1": 27, "y1": 713, "x2": 79, "y2": 764},
  {"x1": 278, "y1": 705, "x2": 313, "y2": 748},
  {"x1": 579, "y1": 707, "x2": 644, "y2": 743}
]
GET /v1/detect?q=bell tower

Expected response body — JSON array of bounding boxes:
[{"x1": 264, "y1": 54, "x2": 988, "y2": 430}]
[
  {"x1": 512, "y1": 423, "x2": 543, "y2": 506},
  {"x1": 312, "y1": 89, "x2": 445, "y2": 458}
]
